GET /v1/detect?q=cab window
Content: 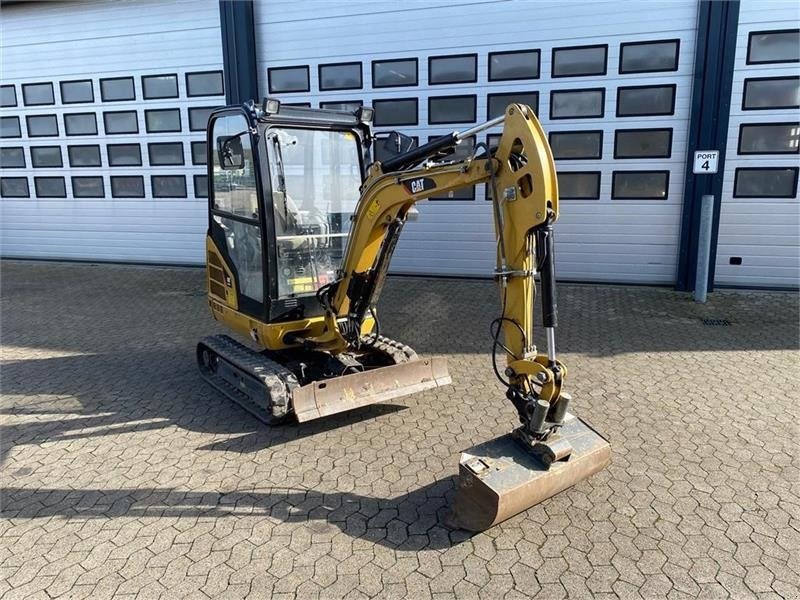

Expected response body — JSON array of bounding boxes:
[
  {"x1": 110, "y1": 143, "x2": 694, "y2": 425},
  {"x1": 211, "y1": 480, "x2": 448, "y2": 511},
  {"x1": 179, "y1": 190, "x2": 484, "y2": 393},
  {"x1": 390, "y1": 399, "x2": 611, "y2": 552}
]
[
  {"x1": 266, "y1": 128, "x2": 362, "y2": 298},
  {"x1": 212, "y1": 114, "x2": 259, "y2": 219},
  {"x1": 211, "y1": 113, "x2": 264, "y2": 305}
]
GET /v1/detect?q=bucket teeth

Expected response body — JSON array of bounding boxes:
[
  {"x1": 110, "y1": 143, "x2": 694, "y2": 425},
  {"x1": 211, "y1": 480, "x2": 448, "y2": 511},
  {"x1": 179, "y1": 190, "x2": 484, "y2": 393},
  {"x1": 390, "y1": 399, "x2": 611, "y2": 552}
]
[{"x1": 449, "y1": 414, "x2": 610, "y2": 531}]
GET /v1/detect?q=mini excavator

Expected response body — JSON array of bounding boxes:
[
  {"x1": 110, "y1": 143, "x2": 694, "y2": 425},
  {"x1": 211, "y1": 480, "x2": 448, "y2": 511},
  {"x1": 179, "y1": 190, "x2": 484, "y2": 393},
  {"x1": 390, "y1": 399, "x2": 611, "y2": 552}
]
[{"x1": 198, "y1": 99, "x2": 610, "y2": 530}]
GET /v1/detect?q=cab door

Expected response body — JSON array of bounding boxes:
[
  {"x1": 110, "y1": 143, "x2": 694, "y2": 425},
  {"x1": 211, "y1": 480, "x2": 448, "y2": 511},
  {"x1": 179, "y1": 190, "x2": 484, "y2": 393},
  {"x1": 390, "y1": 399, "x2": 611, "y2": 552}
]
[{"x1": 208, "y1": 110, "x2": 267, "y2": 319}]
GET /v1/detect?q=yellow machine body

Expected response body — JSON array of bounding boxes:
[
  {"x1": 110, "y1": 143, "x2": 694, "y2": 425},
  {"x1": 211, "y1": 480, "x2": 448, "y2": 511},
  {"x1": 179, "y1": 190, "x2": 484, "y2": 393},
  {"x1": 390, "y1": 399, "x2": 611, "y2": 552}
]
[{"x1": 198, "y1": 101, "x2": 610, "y2": 530}]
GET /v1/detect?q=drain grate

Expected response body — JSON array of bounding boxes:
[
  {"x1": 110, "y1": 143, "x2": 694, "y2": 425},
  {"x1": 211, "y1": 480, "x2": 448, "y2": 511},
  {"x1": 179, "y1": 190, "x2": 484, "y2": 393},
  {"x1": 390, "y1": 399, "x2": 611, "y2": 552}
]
[{"x1": 701, "y1": 318, "x2": 731, "y2": 327}]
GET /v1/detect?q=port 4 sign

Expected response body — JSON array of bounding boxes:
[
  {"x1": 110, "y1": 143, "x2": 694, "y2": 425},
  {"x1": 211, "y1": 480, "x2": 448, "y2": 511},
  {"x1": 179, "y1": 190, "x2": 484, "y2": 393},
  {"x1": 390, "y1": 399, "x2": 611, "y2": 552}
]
[{"x1": 693, "y1": 150, "x2": 719, "y2": 174}]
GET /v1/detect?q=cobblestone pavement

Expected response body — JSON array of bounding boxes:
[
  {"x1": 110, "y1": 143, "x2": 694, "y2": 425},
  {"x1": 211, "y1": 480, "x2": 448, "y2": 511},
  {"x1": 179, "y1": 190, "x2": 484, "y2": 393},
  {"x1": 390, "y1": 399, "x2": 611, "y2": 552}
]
[{"x1": 1, "y1": 259, "x2": 798, "y2": 599}]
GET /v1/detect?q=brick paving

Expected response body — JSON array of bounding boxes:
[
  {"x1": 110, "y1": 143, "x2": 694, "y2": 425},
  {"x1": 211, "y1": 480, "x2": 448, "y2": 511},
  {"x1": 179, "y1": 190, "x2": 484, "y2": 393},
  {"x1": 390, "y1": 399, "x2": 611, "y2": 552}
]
[{"x1": 1, "y1": 259, "x2": 798, "y2": 599}]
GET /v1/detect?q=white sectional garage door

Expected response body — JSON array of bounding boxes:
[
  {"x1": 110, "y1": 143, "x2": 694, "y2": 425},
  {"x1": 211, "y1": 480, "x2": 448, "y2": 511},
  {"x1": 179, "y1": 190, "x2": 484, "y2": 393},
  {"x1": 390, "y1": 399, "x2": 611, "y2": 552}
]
[
  {"x1": 254, "y1": 0, "x2": 699, "y2": 283},
  {"x1": 0, "y1": 0, "x2": 223, "y2": 264},
  {"x1": 715, "y1": 0, "x2": 800, "y2": 288}
]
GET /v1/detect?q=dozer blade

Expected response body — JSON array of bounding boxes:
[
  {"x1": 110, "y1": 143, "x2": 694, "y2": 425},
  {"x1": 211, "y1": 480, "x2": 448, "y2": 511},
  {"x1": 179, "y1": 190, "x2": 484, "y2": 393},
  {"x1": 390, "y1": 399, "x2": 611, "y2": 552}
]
[
  {"x1": 449, "y1": 414, "x2": 610, "y2": 531},
  {"x1": 291, "y1": 357, "x2": 451, "y2": 422}
]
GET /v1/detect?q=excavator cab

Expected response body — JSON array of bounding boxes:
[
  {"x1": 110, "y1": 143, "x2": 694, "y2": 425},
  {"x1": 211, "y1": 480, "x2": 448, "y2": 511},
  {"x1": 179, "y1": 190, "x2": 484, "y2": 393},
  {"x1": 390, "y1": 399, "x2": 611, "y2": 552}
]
[
  {"x1": 199, "y1": 102, "x2": 451, "y2": 425},
  {"x1": 206, "y1": 104, "x2": 369, "y2": 326}
]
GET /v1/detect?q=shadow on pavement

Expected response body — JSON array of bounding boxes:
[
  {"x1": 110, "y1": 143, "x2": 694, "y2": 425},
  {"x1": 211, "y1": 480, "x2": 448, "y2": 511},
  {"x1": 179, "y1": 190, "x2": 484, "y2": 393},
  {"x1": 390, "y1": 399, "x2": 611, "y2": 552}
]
[
  {"x1": 0, "y1": 478, "x2": 468, "y2": 551},
  {"x1": 0, "y1": 350, "x2": 407, "y2": 463}
]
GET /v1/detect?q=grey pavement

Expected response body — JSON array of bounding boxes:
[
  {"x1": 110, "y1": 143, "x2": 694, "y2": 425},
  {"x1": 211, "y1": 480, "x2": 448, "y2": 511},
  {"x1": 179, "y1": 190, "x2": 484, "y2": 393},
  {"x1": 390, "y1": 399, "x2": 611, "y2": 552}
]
[{"x1": 1, "y1": 260, "x2": 798, "y2": 599}]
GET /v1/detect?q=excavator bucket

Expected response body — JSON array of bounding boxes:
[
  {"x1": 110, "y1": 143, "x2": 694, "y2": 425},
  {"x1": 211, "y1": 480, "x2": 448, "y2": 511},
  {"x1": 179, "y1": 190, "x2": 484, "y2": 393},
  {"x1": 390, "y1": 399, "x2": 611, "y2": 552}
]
[
  {"x1": 449, "y1": 414, "x2": 610, "y2": 531},
  {"x1": 291, "y1": 357, "x2": 451, "y2": 422}
]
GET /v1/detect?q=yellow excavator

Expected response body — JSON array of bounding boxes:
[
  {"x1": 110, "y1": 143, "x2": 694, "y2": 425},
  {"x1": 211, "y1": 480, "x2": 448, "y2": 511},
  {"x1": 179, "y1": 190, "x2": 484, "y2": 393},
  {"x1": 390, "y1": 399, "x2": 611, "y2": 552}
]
[{"x1": 197, "y1": 99, "x2": 610, "y2": 531}]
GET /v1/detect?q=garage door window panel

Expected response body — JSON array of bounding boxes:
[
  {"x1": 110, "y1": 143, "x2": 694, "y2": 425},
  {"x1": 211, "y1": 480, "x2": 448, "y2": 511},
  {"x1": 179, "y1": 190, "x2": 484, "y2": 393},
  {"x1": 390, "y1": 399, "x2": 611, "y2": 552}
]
[
  {"x1": 320, "y1": 100, "x2": 363, "y2": 112},
  {"x1": 30, "y1": 146, "x2": 63, "y2": 168},
  {"x1": 1, "y1": 116, "x2": 21, "y2": 138},
  {"x1": 617, "y1": 85, "x2": 676, "y2": 117},
  {"x1": 612, "y1": 170, "x2": 670, "y2": 199},
  {"x1": 319, "y1": 62, "x2": 362, "y2": 91},
  {"x1": 738, "y1": 123, "x2": 800, "y2": 154},
  {"x1": 145, "y1": 109, "x2": 181, "y2": 133},
  {"x1": 22, "y1": 82, "x2": 55, "y2": 106},
  {"x1": 373, "y1": 98, "x2": 418, "y2": 126},
  {"x1": 549, "y1": 131, "x2": 603, "y2": 160},
  {"x1": 1, "y1": 177, "x2": 29, "y2": 198},
  {"x1": 60, "y1": 80, "x2": 94, "y2": 104},
  {"x1": 71, "y1": 176, "x2": 104, "y2": 198},
  {"x1": 148, "y1": 142, "x2": 185, "y2": 166},
  {"x1": 64, "y1": 113, "x2": 98, "y2": 136},
  {"x1": 550, "y1": 88, "x2": 605, "y2": 119},
  {"x1": 191, "y1": 141, "x2": 207, "y2": 165},
  {"x1": 742, "y1": 77, "x2": 800, "y2": 110},
  {"x1": 186, "y1": 71, "x2": 224, "y2": 97},
  {"x1": 189, "y1": 107, "x2": 215, "y2": 132},
  {"x1": 100, "y1": 77, "x2": 135, "y2": 102},
  {"x1": 429, "y1": 54, "x2": 477, "y2": 85},
  {"x1": 107, "y1": 144, "x2": 142, "y2": 166},
  {"x1": 487, "y1": 92, "x2": 538, "y2": 120},
  {"x1": 194, "y1": 174, "x2": 208, "y2": 198},
  {"x1": 34, "y1": 176, "x2": 66, "y2": 198},
  {"x1": 614, "y1": 128, "x2": 673, "y2": 158},
  {"x1": 558, "y1": 172, "x2": 601, "y2": 199},
  {"x1": 104, "y1": 111, "x2": 138, "y2": 135},
  {"x1": 152, "y1": 175, "x2": 187, "y2": 198},
  {"x1": 428, "y1": 185, "x2": 475, "y2": 200},
  {"x1": 372, "y1": 58, "x2": 418, "y2": 88},
  {"x1": 429, "y1": 95, "x2": 476, "y2": 124},
  {"x1": 488, "y1": 49, "x2": 540, "y2": 81},
  {"x1": 111, "y1": 175, "x2": 145, "y2": 198},
  {"x1": 26, "y1": 115, "x2": 59, "y2": 137},
  {"x1": 619, "y1": 39, "x2": 680, "y2": 74},
  {"x1": 733, "y1": 167, "x2": 798, "y2": 198},
  {"x1": 268, "y1": 66, "x2": 310, "y2": 93},
  {"x1": 1, "y1": 85, "x2": 17, "y2": 107},
  {"x1": 373, "y1": 134, "x2": 418, "y2": 164},
  {"x1": 68, "y1": 145, "x2": 102, "y2": 167},
  {"x1": 1, "y1": 147, "x2": 25, "y2": 168},
  {"x1": 747, "y1": 29, "x2": 800, "y2": 64},
  {"x1": 142, "y1": 74, "x2": 178, "y2": 100},
  {"x1": 552, "y1": 45, "x2": 608, "y2": 77}
]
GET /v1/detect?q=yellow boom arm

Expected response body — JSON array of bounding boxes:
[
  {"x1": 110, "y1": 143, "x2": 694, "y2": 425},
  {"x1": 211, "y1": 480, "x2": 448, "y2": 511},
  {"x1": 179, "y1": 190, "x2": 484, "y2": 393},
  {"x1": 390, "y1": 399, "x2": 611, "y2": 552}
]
[{"x1": 311, "y1": 104, "x2": 568, "y2": 438}]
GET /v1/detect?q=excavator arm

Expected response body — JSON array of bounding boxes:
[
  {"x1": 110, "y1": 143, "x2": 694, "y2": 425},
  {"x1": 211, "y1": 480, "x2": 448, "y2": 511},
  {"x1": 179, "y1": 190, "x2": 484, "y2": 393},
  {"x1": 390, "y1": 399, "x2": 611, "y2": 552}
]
[{"x1": 312, "y1": 104, "x2": 571, "y2": 452}]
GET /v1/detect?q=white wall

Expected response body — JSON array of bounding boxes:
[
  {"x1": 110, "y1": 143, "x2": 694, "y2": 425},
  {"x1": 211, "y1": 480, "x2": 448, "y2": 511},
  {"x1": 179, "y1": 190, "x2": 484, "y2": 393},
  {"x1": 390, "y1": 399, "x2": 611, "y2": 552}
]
[
  {"x1": 254, "y1": 0, "x2": 699, "y2": 283},
  {"x1": 0, "y1": 0, "x2": 223, "y2": 264},
  {"x1": 715, "y1": 0, "x2": 800, "y2": 288}
]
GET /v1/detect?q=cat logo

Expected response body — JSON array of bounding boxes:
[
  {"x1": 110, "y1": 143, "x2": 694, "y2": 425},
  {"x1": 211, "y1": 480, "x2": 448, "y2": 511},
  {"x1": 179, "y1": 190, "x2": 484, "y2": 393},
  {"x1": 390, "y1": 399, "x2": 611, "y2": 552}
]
[{"x1": 403, "y1": 177, "x2": 436, "y2": 195}]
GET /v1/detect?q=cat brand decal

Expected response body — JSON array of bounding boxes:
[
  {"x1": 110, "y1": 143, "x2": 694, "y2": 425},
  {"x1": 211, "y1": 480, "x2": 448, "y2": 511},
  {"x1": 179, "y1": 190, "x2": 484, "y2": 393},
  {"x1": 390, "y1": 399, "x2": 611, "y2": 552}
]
[{"x1": 403, "y1": 177, "x2": 437, "y2": 195}]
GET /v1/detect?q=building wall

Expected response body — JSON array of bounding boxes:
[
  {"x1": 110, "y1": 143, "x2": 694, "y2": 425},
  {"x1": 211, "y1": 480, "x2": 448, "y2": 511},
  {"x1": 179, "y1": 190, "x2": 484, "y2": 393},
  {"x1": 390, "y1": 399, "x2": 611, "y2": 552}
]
[
  {"x1": 715, "y1": 0, "x2": 800, "y2": 288},
  {"x1": 0, "y1": 0, "x2": 223, "y2": 263},
  {"x1": 254, "y1": 0, "x2": 699, "y2": 283},
  {"x1": 0, "y1": 0, "x2": 797, "y2": 288}
]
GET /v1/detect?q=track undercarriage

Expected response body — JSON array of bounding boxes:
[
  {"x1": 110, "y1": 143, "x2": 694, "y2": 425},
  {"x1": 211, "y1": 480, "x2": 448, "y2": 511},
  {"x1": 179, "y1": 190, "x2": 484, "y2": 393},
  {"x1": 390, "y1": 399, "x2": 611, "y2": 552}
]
[{"x1": 197, "y1": 334, "x2": 450, "y2": 424}]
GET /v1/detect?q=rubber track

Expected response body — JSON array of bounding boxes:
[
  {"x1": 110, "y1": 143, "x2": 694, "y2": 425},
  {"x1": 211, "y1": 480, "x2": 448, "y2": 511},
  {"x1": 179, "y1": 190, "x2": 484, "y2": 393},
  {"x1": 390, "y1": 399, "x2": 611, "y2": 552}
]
[
  {"x1": 198, "y1": 335, "x2": 298, "y2": 423},
  {"x1": 361, "y1": 334, "x2": 418, "y2": 364},
  {"x1": 198, "y1": 333, "x2": 420, "y2": 424}
]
